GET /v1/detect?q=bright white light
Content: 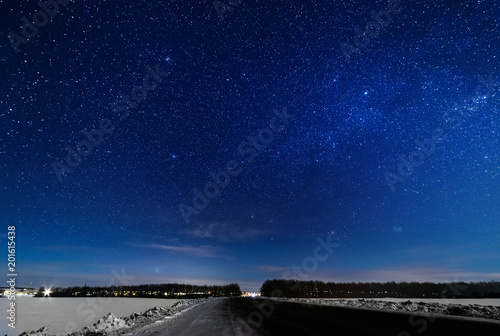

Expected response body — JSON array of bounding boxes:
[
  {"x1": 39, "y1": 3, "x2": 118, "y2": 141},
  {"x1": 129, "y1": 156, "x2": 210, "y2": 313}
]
[{"x1": 44, "y1": 288, "x2": 51, "y2": 296}]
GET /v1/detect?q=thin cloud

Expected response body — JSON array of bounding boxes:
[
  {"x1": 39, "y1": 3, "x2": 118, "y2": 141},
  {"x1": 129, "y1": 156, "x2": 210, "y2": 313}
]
[
  {"x1": 38, "y1": 245, "x2": 115, "y2": 253},
  {"x1": 187, "y1": 222, "x2": 269, "y2": 241},
  {"x1": 402, "y1": 244, "x2": 499, "y2": 261},
  {"x1": 255, "y1": 265, "x2": 290, "y2": 274},
  {"x1": 141, "y1": 243, "x2": 232, "y2": 259}
]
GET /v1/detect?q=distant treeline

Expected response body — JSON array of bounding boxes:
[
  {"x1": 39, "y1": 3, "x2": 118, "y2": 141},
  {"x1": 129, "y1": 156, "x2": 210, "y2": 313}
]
[
  {"x1": 260, "y1": 280, "x2": 500, "y2": 298},
  {"x1": 38, "y1": 283, "x2": 241, "y2": 298}
]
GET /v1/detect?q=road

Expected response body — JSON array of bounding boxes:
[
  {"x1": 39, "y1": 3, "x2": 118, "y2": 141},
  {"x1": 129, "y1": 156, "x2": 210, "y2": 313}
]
[
  {"x1": 122, "y1": 298, "x2": 242, "y2": 336},
  {"x1": 124, "y1": 298, "x2": 500, "y2": 336}
]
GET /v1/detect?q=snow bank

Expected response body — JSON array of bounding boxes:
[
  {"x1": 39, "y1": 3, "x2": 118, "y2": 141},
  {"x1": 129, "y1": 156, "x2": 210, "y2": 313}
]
[
  {"x1": 19, "y1": 298, "x2": 213, "y2": 336},
  {"x1": 269, "y1": 297, "x2": 500, "y2": 320}
]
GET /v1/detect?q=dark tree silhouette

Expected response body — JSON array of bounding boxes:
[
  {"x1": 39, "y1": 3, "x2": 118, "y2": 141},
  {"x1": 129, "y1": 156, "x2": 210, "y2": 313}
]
[
  {"x1": 45, "y1": 282, "x2": 241, "y2": 298},
  {"x1": 260, "y1": 280, "x2": 500, "y2": 299}
]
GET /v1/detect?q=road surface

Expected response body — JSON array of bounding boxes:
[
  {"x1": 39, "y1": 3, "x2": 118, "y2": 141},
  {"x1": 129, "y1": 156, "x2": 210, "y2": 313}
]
[{"x1": 124, "y1": 297, "x2": 500, "y2": 336}]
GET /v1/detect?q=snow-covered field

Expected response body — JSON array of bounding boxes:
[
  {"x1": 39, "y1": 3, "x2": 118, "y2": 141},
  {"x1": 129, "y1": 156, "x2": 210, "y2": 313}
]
[{"x1": 0, "y1": 297, "x2": 188, "y2": 336}]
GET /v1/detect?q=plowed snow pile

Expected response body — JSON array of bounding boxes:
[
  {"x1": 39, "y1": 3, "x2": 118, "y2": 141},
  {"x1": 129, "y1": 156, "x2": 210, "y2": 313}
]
[
  {"x1": 273, "y1": 297, "x2": 500, "y2": 320},
  {"x1": 20, "y1": 298, "x2": 213, "y2": 336}
]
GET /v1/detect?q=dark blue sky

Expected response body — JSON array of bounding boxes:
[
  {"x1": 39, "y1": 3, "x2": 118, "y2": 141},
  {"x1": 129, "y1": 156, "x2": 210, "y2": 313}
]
[{"x1": 1, "y1": 0, "x2": 499, "y2": 291}]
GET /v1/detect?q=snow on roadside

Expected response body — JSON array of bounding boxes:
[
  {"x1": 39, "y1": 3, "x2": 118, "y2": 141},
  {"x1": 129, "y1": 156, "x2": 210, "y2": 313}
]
[
  {"x1": 20, "y1": 298, "x2": 216, "y2": 336},
  {"x1": 266, "y1": 297, "x2": 500, "y2": 320}
]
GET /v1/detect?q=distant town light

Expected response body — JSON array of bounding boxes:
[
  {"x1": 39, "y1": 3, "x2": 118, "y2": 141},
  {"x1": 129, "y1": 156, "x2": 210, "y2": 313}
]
[{"x1": 44, "y1": 288, "x2": 51, "y2": 296}]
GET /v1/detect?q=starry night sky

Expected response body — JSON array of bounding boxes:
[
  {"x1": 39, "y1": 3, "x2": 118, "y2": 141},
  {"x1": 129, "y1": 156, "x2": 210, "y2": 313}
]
[{"x1": 1, "y1": 0, "x2": 499, "y2": 291}]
